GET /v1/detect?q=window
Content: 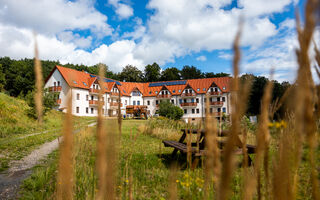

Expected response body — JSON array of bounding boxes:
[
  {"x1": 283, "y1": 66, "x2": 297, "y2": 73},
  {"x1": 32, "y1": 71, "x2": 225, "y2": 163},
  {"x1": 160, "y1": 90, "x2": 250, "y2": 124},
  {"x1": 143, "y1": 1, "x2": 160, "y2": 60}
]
[
  {"x1": 196, "y1": 98, "x2": 199, "y2": 103},
  {"x1": 203, "y1": 88, "x2": 206, "y2": 91},
  {"x1": 155, "y1": 91, "x2": 158, "y2": 94},
  {"x1": 217, "y1": 108, "x2": 221, "y2": 112},
  {"x1": 91, "y1": 96, "x2": 94, "y2": 100},
  {"x1": 197, "y1": 88, "x2": 200, "y2": 91},
  {"x1": 125, "y1": 100, "x2": 127, "y2": 105},
  {"x1": 108, "y1": 98, "x2": 110, "y2": 103},
  {"x1": 192, "y1": 109, "x2": 195, "y2": 114},
  {"x1": 86, "y1": 95, "x2": 89, "y2": 101},
  {"x1": 210, "y1": 108, "x2": 213, "y2": 113},
  {"x1": 76, "y1": 107, "x2": 79, "y2": 113},
  {"x1": 173, "y1": 90, "x2": 175, "y2": 93},
  {"x1": 137, "y1": 101, "x2": 140, "y2": 105},
  {"x1": 223, "y1": 86, "x2": 226, "y2": 90},
  {"x1": 83, "y1": 82, "x2": 87, "y2": 86},
  {"x1": 86, "y1": 107, "x2": 89, "y2": 114},
  {"x1": 179, "y1": 99, "x2": 182, "y2": 104},
  {"x1": 223, "y1": 107, "x2": 226, "y2": 113},
  {"x1": 77, "y1": 93, "x2": 80, "y2": 100},
  {"x1": 156, "y1": 100, "x2": 159, "y2": 105},
  {"x1": 191, "y1": 98, "x2": 194, "y2": 103},
  {"x1": 73, "y1": 80, "x2": 77, "y2": 84},
  {"x1": 204, "y1": 98, "x2": 206, "y2": 102},
  {"x1": 54, "y1": 82, "x2": 56, "y2": 86},
  {"x1": 222, "y1": 97, "x2": 226, "y2": 102},
  {"x1": 196, "y1": 109, "x2": 200, "y2": 113},
  {"x1": 58, "y1": 81, "x2": 60, "y2": 86},
  {"x1": 149, "y1": 91, "x2": 152, "y2": 94},
  {"x1": 133, "y1": 101, "x2": 136, "y2": 105},
  {"x1": 184, "y1": 99, "x2": 187, "y2": 103},
  {"x1": 91, "y1": 108, "x2": 94, "y2": 114},
  {"x1": 217, "y1": 97, "x2": 220, "y2": 102},
  {"x1": 171, "y1": 99, "x2": 174, "y2": 104},
  {"x1": 184, "y1": 109, "x2": 187, "y2": 114},
  {"x1": 178, "y1": 90, "x2": 181, "y2": 93},
  {"x1": 147, "y1": 100, "x2": 150, "y2": 105}
]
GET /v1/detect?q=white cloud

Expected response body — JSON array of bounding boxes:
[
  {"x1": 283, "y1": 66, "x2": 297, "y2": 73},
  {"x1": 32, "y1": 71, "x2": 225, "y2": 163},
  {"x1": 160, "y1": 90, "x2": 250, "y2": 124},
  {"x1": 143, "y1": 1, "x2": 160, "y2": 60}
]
[
  {"x1": 196, "y1": 55, "x2": 207, "y2": 61},
  {"x1": 108, "y1": 0, "x2": 133, "y2": 19},
  {"x1": 238, "y1": 0, "x2": 292, "y2": 17},
  {"x1": 0, "y1": 23, "x2": 144, "y2": 72},
  {"x1": 58, "y1": 31, "x2": 92, "y2": 48},
  {"x1": 0, "y1": 0, "x2": 112, "y2": 37}
]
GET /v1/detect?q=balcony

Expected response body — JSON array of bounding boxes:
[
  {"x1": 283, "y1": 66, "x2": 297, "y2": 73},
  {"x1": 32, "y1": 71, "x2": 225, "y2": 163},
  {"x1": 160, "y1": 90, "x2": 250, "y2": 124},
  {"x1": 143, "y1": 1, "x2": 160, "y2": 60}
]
[
  {"x1": 180, "y1": 93, "x2": 196, "y2": 98},
  {"x1": 110, "y1": 92, "x2": 120, "y2": 97},
  {"x1": 89, "y1": 88, "x2": 101, "y2": 94},
  {"x1": 56, "y1": 99, "x2": 61, "y2": 104},
  {"x1": 209, "y1": 91, "x2": 222, "y2": 96},
  {"x1": 89, "y1": 100, "x2": 105, "y2": 106},
  {"x1": 110, "y1": 102, "x2": 123, "y2": 107},
  {"x1": 49, "y1": 86, "x2": 62, "y2": 92},
  {"x1": 209, "y1": 101, "x2": 223, "y2": 106},
  {"x1": 180, "y1": 102, "x2": 197, "y2": 107},
  {"x1": 157, "y1": 94, "x2": 171, "y2": 99}
]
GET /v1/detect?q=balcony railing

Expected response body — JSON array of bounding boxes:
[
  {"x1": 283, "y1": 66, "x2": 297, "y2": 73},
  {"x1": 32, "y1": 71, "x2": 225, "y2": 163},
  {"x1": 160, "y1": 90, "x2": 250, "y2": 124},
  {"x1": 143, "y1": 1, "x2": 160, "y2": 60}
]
[
  {"x1": 209, "y1": 101, "x2": 223, "y2": 106},
  {"x1": 49, "y1": 86, "x2": 62, "y2": 92},
  {"x1": 180, "y1": 102, "x2": 197, "y2": 107},
  {"x1": 157, "y1": 94, "x2": 171, "y2": 99},
  {"x1": 89, "y1": 88, "x2": 101, "y2": 94},
  {"x1": 56, "y1": 99, "x2": 61, "y2": 104},
  {"x1": 209, "y1": 91, "x2": 222, "y2": 96},
  {"x1": 180, "y1": 93, "x2": 196, "y2": 97},
  {"x1": 110, "y1": 102, "x2": 123, "y2": 107},
  {"x1": 110, "y1": 92, "x2": 120, "y2": 97},
  {"x1": 89, "y1": 100, "x2": 105, "y2": 106}
]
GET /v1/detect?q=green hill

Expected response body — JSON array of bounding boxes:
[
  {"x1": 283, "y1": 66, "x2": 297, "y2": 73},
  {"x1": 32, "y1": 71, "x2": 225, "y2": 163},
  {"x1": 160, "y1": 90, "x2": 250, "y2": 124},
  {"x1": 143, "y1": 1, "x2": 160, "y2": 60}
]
[{"x1": 0, "y1": 92, "x2": 63, "y2": 138}]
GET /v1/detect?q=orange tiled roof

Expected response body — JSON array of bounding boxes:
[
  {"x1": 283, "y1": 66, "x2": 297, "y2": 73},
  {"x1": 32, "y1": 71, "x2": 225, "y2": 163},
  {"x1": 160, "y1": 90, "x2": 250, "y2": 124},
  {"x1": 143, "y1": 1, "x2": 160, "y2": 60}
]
[{"x1": 45, "y1": 65, "x2": 231, "y2": 96}]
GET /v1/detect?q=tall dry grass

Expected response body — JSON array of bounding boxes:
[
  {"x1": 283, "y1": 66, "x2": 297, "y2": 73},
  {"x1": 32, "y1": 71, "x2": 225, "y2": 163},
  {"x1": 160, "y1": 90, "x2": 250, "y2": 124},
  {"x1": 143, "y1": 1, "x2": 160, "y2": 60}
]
[
  {"x1": 33, "y1": 34, "x2": 43, "y2": 124},
  {"x1": 56, "y1": 89, "x2": 73, "y2": 200}
]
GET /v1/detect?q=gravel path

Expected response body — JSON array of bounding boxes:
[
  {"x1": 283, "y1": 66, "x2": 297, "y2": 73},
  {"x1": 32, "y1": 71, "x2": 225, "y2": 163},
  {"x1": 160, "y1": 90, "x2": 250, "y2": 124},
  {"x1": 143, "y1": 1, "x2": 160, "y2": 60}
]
[{"x1": 0, "y1": 121, "x2": 96, "y2": 200}]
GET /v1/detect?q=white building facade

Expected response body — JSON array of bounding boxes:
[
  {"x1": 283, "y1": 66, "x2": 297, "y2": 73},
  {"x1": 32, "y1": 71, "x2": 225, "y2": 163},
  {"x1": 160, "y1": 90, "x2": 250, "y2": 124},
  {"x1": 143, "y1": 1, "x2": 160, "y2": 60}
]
[{"x1": 45, "y1": 66, "x2": 231, "y2": 121}]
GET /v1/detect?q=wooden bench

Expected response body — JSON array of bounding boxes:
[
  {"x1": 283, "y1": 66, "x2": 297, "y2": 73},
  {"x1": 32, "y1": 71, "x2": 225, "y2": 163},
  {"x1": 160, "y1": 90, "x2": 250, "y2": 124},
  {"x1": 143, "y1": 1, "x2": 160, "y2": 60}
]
[{"x1": 162, "y1": 129, "x2": 256, "y2": 169}]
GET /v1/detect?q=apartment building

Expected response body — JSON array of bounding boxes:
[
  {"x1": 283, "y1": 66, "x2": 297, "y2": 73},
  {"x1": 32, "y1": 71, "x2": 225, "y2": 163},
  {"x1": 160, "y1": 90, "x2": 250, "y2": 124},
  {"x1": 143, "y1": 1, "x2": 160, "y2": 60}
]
[{"x1": 44, "y1": 65, "x2": 231, "y2": 121}]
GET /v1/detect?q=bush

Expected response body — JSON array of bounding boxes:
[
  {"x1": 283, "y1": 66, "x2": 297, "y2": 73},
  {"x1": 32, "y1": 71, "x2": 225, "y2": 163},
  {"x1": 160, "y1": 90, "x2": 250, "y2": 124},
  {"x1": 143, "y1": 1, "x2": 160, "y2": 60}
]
[
  {"x1": 157, "y1": 100, "x2": 184, "y2": 120},
  {"x1": 25, "y1": 88, "x2": 58, "y2": 119}
]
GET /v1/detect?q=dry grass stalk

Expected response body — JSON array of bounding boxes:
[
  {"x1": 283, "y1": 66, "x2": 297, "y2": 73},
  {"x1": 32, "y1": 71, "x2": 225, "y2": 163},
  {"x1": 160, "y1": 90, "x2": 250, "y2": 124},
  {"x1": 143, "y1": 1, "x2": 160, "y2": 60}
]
[
  {"x1": 186, "y1": 119, "x2": 192, "y2": 168},
  {"x1": 56, "y1": 89, "x2": 73, "y2": 200},
  {"x1": 33, "y1": 34, "x2": 43, "y2": 124},
  {"x1": 168, "y1": 162, "x2": 178, "y2": 200},
  {"x1": 293, "y1": 0, "x2": 319, "y2": 199},
  {"x1": 118, "y1": 90, "x2": 122, "y2": 136},
  {"x1": 96, "y1": 65, "x2": 108, "y2": 200},
  {"x1": 203, "y1": 94, "x2": 220, "y2": 199},
  {"x1": 218, "y1": 22, "x2": 246, "y2": 200},
  {"x1": 243, "y1": 78, "x2": 273, "y2": 200}
]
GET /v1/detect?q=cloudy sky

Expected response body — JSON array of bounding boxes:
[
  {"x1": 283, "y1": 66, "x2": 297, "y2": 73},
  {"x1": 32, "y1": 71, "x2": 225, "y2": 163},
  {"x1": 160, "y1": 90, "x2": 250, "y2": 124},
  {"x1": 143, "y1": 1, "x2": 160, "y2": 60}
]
[{"x1": 0, "y1": 0, "x2": 318, "y2": 82}]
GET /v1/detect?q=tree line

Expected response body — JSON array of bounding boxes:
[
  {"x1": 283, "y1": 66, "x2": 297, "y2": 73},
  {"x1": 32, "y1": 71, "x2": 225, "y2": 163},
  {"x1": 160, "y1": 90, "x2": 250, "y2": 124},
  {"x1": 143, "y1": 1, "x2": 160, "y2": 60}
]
[{"x1": 0, "y1": 57, "x2": 291, "y2": 117}]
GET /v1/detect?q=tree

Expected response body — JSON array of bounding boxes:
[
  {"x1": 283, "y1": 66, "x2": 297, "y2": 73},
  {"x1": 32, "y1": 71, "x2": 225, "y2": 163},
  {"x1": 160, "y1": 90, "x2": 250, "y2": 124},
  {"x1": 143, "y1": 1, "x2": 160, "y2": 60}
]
[
  {"x1": 158, "y1": 100, "x2": 184, "y2": 120},
  {"x1": 204, "y1": 72, "x2": 230, "y2": 78},
  {"x1": 119, "y1": 65, "x2": 143, "y2": 82},
  {"x1": 25, "y1": 88, "x2": 58, "y2": 119},
  {"x1": 181, "y1": 65, "x2": 203, "y2": 79},
  {"x1": 144, "y1": 62, "x2": 161, "y2": 82},
  {"x1": 160, "y1": 67, "x2": 181, "y2": 81},
  {"x1": 0, "y1": 64, "x2": 6, "y2": 91}
]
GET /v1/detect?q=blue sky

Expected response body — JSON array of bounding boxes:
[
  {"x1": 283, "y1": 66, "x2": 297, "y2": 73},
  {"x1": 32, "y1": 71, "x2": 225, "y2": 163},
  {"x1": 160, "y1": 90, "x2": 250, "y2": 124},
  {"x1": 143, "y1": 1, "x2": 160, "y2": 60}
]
[{"x1": 0, "y1": 0, "x2": 318, "y2": 82}]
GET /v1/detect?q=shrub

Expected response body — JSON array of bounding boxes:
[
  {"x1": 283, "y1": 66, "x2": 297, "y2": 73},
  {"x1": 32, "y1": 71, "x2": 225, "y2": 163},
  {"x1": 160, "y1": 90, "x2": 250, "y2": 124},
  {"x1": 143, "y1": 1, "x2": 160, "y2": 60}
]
[{"x1": 157, "y1": 100, "x2": 184, "y2": 120}]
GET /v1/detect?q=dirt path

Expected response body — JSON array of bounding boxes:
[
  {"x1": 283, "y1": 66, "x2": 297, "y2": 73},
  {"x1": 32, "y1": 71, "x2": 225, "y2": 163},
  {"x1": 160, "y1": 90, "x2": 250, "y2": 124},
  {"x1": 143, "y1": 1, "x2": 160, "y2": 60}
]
[{"x1": 0, "y1": 122, "x2": 96, "y2": 200}]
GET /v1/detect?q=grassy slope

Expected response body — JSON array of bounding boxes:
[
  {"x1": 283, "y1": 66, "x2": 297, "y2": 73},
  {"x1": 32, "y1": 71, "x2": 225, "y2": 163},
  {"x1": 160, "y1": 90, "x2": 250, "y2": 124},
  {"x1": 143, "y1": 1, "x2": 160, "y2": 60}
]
[{"x1": 0, "y1": 92, "x2": 95, "y2": 171}]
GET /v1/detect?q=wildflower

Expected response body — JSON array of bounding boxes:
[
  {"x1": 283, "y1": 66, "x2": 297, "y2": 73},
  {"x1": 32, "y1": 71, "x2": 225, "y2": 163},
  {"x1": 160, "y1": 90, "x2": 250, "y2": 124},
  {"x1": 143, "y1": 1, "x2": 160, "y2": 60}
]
[
  {"x1": 125, "y1": 179, "x2": 129, "y2": 183},
  {"x1": 176, "y1": 180, "x2": 179, "y2": 183}
]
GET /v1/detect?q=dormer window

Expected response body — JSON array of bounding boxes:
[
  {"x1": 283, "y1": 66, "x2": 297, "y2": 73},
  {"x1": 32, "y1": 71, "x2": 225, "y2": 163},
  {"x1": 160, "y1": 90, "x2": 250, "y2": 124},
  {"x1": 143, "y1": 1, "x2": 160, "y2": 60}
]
[
  {"x1": 73, "y1": 80, "x2": 77, "y2": 84},
  {"x1": 155, "y1": 91, "x2": 158, "y2": 94},
  {"x1": 54, "y1": 82, "x2": 56, "y2": 86},
  {"x1": 58, "y1": 81, "x2": 60, "y2": 86}
]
